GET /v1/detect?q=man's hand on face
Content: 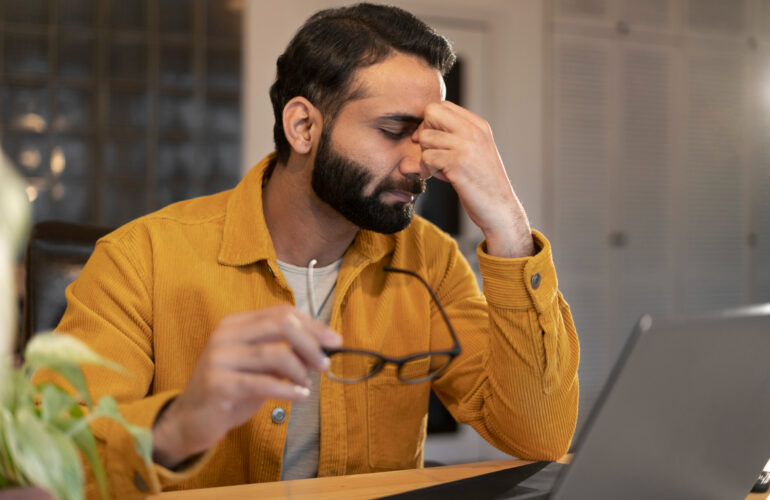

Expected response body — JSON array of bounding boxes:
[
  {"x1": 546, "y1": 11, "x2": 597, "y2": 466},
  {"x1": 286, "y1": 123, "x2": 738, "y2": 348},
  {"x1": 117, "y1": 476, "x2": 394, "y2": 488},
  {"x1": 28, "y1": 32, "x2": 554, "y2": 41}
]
[
  {"x1": 151, "y1": 306, "x2": 342, "y2": 469},
  {"x1": 413, "y1": 101, "x2": 535, "y2": 258}
]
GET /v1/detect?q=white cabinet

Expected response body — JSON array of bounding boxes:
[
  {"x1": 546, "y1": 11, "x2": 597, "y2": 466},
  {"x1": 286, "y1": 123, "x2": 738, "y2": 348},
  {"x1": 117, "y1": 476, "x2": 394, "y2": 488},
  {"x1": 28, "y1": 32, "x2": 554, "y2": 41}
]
[{"x1": 550, "y1": 0, "x2": 769, "y2": 427}]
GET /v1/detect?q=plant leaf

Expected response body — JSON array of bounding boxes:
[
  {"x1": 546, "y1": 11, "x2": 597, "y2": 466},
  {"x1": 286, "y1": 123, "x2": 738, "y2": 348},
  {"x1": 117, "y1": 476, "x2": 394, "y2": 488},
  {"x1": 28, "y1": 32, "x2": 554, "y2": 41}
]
[
  {"x1": 0, "y1": 408, "x2": 22, "y2": 485},
  {"x1": 5, "y1": 407, "x2": 84, "y2": 500},
  {"x1": 39, "y1": 383, "x2": 78, "y2": 424},
  {"x1": 92, "y1": 395, "x2": 153, "y2": 467},
  {"x1": 25, "y1": 333, "x2": 126, "y2": 375},
  {"x1": 42, "y1": 362, "x2": 93, "y2": 409},
  {"x1": 0, "y1": 359, "x2": 12, "y2": 408},
  {"x1": 48, "y1": 409, "x2": 109, "y2": 500},
  {"x1": 10, "y1": 368, "x2": 34, "y2": 414},
  {"x1": 124, "y1": 423, "x2": 153, "y2": 468}
]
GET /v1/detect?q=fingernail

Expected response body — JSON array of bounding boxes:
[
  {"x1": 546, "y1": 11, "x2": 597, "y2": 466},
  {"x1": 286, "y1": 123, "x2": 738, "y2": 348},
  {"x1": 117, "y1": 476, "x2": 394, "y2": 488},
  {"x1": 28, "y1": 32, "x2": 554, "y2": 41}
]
[
  {"x1": 319, "y1": 356, "x2": 330, "y2": 371},
  {"x1": 295, "y1": 385, "x2": 310, "y2": 397}
]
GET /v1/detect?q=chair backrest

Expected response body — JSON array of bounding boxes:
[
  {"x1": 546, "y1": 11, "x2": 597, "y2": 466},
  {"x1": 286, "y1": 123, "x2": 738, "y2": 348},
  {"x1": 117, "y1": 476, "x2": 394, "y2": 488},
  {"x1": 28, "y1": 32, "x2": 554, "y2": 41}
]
[{"x1": 21, "y1": 221, "x2": 112, "y2": 352}]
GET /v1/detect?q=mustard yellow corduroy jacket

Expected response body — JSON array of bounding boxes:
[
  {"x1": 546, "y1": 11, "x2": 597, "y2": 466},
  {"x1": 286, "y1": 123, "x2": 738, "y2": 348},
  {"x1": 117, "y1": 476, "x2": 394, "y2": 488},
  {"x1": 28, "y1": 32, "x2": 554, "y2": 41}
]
[{"x1": 53, "y1": 153, "x2": 579, "y2": 498}]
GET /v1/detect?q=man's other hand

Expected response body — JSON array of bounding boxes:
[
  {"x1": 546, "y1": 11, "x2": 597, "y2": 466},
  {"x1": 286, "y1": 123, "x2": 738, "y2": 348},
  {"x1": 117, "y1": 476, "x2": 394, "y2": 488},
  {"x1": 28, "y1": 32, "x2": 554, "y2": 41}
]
[
  {"x1": 151, "y1": 306, "x2": 342, "y2": 469},
  {"x1": 413, "y1": 101, "x2": 535, "y2": 258}
]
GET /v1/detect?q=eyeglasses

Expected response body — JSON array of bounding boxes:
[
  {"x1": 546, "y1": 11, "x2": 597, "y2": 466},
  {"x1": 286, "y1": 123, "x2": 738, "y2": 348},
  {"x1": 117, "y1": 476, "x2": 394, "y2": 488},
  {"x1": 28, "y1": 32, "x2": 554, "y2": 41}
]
[{"x1": 321, "y1": 266, "x2": 461, "y2": 384}]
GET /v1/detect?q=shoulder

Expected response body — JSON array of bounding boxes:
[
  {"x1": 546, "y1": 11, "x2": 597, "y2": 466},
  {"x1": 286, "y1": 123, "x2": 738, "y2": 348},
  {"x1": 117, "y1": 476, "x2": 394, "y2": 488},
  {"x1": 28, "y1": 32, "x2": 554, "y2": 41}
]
[{"x1": 99, "y1": 189, "x2": 233, "y2": 249}]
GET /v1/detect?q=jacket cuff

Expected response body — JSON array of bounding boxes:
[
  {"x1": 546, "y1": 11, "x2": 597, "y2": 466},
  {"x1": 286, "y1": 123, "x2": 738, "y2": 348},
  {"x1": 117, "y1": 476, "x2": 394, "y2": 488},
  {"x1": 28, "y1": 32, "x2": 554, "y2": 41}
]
[
  {"x1": 152, "y1": 446, "x2": 217, "y2": 489},
  {"x1": 91, "y1": 390, "x2": 213, "y2": 495},
  {"x1": 477, "y1": 229, "x2": 558, "y2": 313}
]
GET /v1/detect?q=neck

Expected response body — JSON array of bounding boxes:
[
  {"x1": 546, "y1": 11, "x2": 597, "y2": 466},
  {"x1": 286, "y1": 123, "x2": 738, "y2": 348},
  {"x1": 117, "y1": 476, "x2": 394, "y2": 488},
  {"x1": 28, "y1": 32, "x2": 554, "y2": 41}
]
[{"x1": 262, "y1": 157, "x2": 358, "y2": 267}]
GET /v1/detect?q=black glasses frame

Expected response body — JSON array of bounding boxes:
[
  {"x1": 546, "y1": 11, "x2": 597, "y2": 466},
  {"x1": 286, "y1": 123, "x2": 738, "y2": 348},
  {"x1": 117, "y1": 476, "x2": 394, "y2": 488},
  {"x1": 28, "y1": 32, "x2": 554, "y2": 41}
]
[{"x1": 322, "y1": 266, "x2": 462, "y2": 384}]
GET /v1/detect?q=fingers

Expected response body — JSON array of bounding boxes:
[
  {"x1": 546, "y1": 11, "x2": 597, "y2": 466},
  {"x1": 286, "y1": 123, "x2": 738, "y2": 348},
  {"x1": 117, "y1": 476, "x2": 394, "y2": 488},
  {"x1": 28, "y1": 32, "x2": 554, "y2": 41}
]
[
  {"x1": 421, "y1": 100, "x2": 488, "y2": 134},
  {"x1": 414, "y1": 102, "x2": 493, "y2": 184},
  {"x1": 422, "y1": 149, "x2": 462, "y2": 178},
  {"x1": 414, "y1": 128, "x2": 456, "y2": 151},
  {"x1": 212, "y1": 342, "x2": 310, "y2": 387},
  {"x1": 219, "y1": 372, "x2": 311, "y2": 403},
  {"x1": 216, "y1": 306, "x2": 341, "y2": 371}
]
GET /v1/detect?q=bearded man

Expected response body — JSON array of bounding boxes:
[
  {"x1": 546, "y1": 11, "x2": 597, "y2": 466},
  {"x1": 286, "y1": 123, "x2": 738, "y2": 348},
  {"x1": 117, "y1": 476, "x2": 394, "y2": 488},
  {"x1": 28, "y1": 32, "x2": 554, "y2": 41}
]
[{"x1": 53, "y1": 4, "x2": 579, "y2": 497}]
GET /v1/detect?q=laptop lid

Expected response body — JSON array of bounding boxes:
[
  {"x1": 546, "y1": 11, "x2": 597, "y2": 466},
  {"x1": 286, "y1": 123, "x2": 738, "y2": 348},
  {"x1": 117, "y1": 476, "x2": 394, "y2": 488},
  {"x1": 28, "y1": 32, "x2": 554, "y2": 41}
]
[{"x1": 551, "y1": 305, "x2": 770, "y2": 499}]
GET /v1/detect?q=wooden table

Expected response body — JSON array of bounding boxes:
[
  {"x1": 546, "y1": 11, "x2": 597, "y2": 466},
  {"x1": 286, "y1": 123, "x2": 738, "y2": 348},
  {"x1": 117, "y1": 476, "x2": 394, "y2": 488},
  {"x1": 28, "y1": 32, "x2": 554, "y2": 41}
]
[{"x1": 151, "y1": 456, "x2": 769, "y2": 499}]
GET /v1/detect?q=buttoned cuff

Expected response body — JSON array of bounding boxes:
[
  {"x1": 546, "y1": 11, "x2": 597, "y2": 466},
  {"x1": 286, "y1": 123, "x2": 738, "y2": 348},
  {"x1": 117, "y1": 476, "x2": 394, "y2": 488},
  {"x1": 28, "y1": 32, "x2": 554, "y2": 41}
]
[
  {"x1": 477, "y1": 229, "x2": 558, "y2": 313},
  {"x1": 90, "y1": 390, "x2": 214, "y2": 496}
]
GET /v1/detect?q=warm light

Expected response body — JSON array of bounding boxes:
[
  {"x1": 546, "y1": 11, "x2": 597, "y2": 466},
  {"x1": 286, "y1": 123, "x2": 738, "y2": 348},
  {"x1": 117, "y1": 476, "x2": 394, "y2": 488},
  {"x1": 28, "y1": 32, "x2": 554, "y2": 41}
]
[
  {"x1": 53, "y1": 116, "x2": 69, "y2": 130},
  {"x1": 25, "y1": 186, "x2": 38, "y2": 202},
  {"x1": 50, "y1": 147, "x2": 66, "y2": 175},
  {"x1": 51, "y1": 182, "x2": 65, "y2": 200},
  {"x1": 14, "y1": 113, "x2": 46, "y2": 133},
  {"x1": 19, "y1": 150, "x2": 41, "y2": 170},
  {"x1": 226, "y1": 0, "x2": 243, "y2": 12}
]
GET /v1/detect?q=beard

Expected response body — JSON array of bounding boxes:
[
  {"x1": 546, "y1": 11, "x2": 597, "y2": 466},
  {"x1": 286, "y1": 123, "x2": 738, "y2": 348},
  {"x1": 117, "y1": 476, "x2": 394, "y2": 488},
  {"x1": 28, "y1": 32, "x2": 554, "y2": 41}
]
[{"x1": 311, "y1": 129, "x2": 426, "y2": 234}]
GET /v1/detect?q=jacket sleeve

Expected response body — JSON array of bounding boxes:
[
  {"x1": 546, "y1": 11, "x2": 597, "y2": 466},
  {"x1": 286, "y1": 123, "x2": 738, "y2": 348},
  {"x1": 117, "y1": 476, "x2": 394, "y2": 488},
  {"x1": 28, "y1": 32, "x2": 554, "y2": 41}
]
[
  {"x1": 430, "y1": 230, "x2": 579, "y2": 460},
  {"x1": 36, "y1": 226, "x2": 210, "y2": 499}
]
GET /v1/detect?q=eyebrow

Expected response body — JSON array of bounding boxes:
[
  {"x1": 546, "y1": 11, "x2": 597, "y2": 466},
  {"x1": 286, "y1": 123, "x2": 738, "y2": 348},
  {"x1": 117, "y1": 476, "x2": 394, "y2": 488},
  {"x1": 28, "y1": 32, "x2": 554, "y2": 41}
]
[{"x1": 377, "y1": 114, "x2": 423, "y2": 125}]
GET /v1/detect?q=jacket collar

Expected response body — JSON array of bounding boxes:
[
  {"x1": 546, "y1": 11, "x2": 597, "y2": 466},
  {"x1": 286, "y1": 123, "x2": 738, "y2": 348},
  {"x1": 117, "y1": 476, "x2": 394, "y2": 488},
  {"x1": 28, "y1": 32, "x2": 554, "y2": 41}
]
[{"x1": 218, "y1": 153, "x2": 395, "y2": 268}]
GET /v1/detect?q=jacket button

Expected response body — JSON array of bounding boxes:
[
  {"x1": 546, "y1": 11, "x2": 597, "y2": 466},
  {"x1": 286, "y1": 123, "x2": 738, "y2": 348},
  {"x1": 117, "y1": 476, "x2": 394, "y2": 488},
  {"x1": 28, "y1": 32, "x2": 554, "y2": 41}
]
[
  {"x1": 531, "y1": 273, "x2": 542, "y2": 290},
  {"x1": 133, "y1": 471, "x2": 148, "y2": 492},
  {"x1": 271, "y1": 407, "x2": 287, "y2": 424}
]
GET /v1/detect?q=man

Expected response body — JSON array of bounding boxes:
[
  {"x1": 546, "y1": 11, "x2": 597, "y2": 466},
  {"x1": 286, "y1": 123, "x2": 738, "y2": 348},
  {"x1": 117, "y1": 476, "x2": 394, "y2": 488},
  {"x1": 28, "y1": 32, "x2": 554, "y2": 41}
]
[{"x1": 55, "y1": 3, "x2": 579, "y2": 497}]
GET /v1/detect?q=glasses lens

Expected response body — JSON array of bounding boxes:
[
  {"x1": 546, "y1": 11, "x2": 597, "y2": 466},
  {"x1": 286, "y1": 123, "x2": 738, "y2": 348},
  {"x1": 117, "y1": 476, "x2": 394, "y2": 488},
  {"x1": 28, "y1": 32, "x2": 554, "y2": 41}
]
[
  {"x1": 398, "y1": 354, "x2": 453, "y2": 383},
  {"x1": 326, "y1": 351, "x2": 384, "y2": 383}
]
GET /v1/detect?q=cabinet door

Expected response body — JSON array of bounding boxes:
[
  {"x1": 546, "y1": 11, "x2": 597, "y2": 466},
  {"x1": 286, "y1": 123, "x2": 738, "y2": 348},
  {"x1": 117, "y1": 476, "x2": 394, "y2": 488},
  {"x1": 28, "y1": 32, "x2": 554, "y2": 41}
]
[
  {"x1": 751, "y1": 44, "x2": 770, "y2": 303},
  {"x1": 614, "y1": 43, "x2": 675, "y2": 350},
  {"x1": 680, "y1": 46, "x2": 751, "y2": 312},
  {"x1": 685, "y1": 0, "x2": 749, "y2": 38},
  {"x1": 552, "y1": 35, "x2": 615, "y2": 421}
]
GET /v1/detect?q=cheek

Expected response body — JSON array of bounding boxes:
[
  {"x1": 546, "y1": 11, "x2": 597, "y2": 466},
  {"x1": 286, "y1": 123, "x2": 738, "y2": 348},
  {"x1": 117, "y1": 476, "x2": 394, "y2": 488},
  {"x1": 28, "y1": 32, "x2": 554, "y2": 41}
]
[{"x1": 329, "y1": 125, "x2": 403, "y2": 192}]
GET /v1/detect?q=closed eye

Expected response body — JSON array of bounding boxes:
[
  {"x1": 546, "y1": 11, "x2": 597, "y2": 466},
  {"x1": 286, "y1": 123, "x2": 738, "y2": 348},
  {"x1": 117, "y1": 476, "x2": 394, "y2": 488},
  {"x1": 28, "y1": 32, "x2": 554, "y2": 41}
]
[{"x1": 380, "y1": 129, "x2": 411, "y2": 140}]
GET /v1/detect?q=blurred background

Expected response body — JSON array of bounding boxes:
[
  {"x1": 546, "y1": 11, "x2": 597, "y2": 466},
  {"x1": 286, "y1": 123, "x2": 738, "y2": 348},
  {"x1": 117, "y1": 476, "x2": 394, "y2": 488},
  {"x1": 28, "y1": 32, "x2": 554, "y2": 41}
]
[{"x1": 2, "y1": 0, "x2": 769, "y2": 465}]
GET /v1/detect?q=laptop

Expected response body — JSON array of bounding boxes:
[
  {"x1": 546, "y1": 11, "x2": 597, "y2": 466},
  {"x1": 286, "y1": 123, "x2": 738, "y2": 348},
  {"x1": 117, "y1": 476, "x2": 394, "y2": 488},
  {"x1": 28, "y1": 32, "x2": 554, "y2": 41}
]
[{"x1": 381, "y1": 305, "x2": 770, "y2": 499}]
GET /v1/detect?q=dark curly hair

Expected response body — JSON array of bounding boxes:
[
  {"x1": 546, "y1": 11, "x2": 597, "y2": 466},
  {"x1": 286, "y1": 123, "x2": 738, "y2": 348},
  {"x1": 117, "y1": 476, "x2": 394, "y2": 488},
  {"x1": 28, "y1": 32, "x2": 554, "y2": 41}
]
[{"x1": 269, "y1": 3, "x2": 456, "y2": 163}]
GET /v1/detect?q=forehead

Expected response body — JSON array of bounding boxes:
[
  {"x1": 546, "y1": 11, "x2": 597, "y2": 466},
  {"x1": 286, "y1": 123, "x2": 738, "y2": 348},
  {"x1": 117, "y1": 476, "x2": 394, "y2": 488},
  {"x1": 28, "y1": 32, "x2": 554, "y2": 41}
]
[{"x1": 338, "y1": 53, "x2": 445, "y2": 121}]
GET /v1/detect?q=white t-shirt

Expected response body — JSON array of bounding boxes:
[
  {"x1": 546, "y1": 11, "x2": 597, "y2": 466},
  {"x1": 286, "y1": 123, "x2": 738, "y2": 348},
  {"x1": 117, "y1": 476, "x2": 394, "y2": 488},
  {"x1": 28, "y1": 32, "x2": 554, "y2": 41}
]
[{"x1": 277, "y1": 258, "x2": 341, "y2": 480}]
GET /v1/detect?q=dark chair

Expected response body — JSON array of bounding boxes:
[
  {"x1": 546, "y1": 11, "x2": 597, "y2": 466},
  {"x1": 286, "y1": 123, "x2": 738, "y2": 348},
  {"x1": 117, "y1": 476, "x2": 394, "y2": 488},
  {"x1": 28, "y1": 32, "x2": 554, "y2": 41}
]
[{"x1": 20, "y1": 221, "x2": 112, "y2": 353}]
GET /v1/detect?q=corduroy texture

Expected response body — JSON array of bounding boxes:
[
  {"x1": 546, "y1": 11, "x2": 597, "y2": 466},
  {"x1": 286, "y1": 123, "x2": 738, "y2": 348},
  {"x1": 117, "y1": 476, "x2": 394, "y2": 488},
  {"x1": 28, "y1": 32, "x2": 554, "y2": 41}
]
[{"x1": 48, "y1": 153, "x2": 579, "y2": 499}]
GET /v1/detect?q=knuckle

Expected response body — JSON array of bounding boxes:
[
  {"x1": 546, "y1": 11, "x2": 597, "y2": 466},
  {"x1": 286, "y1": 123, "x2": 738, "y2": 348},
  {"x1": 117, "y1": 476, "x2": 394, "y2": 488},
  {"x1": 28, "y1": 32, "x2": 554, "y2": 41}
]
[
  {"x1": 246, "y1": 378, "x2": 270, "y2": 399},
  {"x1": 201, "y1": 373, "x2": 220, "y2": 395},
  {"x1": 235, "y1": 376, "x2": 251, "y2": 393},
  {"x1": 262, "y1": 342, "x2": 289, "y2": 360},
  {"x1": 278, "y1": 315, "x2": 296, "y2": 335},
  {"x1": 470, "y1": 124, "x2": 486, "y2": 143},
  {"x1": 277, "y1": 304, "x2": 295, "y2": 315}
]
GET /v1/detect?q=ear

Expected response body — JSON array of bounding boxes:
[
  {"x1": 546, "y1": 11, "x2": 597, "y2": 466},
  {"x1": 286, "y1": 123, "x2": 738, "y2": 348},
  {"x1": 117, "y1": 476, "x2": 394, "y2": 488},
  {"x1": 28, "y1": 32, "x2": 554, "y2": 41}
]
[{"x1": 282, "y1": 97, "x2": 322, "y2": 155}]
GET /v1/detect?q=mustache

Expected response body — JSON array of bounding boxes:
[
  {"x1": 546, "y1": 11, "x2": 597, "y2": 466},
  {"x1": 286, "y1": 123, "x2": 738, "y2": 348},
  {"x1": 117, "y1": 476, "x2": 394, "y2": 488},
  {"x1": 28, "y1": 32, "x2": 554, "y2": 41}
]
[{"x1": 376, "y1": 176, "x2": 426, "y2": 196}]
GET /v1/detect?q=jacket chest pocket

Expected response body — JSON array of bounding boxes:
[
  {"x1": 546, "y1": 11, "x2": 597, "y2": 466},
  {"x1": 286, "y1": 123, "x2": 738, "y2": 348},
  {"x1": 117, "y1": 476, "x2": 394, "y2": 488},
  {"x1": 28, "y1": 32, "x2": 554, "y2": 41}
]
[{"x1": 366, "y1": 360, "x2": 431, "y2": 470}]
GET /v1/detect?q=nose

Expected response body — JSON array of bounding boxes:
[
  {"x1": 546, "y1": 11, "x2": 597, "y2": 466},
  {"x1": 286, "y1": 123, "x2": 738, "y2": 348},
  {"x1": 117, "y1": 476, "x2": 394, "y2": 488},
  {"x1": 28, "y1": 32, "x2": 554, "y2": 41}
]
[{"x1": 399, "y1": 130, "x2": 432, "y2": 180}]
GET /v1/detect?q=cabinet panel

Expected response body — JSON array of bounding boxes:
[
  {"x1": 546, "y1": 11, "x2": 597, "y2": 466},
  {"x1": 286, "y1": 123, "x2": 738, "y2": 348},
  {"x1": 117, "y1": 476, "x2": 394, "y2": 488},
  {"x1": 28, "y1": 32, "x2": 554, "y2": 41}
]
[
  {"x1": 686, "y1": 0, "x2": 748, "y2": 36},
  {"x1": 682, "y1": 49, "x2": 748, "y2": 311},
  {"x1": 556, "y1": 0, "x2": 611, "y2": 21},
  {"x1": 550, "y1": 1, "x2": 766, "y2": 428},
  {"x1": 552, "y1": 36, "x2": 614, "y2": 421},
  {"x1": 616, "y1": 45, "x2": 674, "y2": 340},
  {"x1": 752, "y1": 46, "x2": 770, "y2": 302},
  {"x1": 620, "y1": 0, "x2": 675, "y2": 30}
]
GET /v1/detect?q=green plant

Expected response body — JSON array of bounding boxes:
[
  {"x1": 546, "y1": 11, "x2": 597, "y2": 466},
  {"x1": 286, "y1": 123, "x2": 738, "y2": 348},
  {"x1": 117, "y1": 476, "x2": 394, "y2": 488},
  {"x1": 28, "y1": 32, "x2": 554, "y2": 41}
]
[{"x1": 0, "y1": 333, "x2": 152, "y2": 500}]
